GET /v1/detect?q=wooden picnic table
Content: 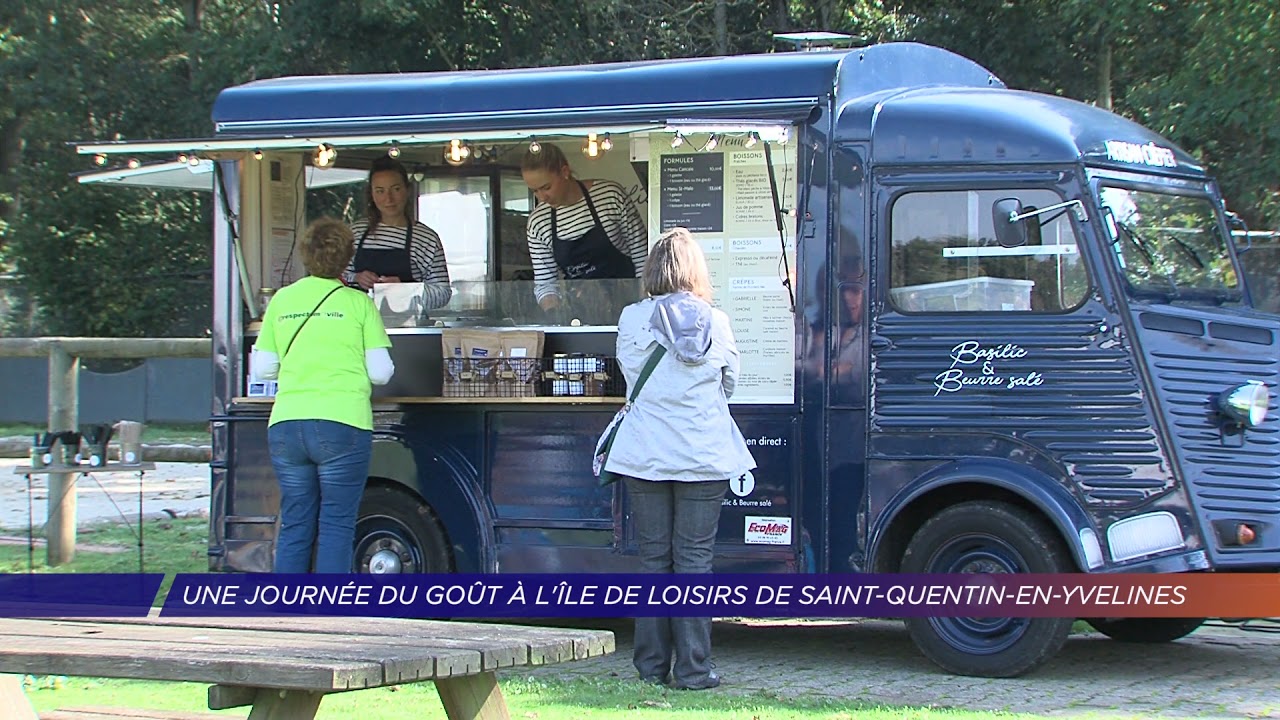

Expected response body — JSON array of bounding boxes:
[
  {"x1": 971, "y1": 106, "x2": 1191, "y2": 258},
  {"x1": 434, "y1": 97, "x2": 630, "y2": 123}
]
[{"x1": 0, "y1": 614, "x2": 614, "y2": 720}]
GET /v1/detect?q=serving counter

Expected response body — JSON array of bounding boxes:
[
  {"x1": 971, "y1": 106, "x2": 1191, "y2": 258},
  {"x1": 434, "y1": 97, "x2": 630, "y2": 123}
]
[{"x1": 242, "y1": 324, "x2": 625, "y2": 402}]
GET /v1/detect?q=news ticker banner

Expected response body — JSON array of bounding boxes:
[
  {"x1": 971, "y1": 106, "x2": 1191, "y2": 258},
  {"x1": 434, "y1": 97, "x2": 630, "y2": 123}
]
[
  {"x1": 4, "y1": 574, "x2": 1280, "y2": 619},
  {"x1": 0, "y1": 574, "x2": 164, "y2": 617}
]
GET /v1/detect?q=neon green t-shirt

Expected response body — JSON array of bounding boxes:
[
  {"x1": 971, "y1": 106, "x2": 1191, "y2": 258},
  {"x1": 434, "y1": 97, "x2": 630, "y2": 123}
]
[{"x1": 255, "y1": 276, "x2": 391, "y2": 430}]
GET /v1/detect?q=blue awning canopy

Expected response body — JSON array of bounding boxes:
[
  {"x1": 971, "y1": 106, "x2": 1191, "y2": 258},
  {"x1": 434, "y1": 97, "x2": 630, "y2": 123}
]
[{"x1": 210, "y1": 51, "x2": 844, "y2": 137}]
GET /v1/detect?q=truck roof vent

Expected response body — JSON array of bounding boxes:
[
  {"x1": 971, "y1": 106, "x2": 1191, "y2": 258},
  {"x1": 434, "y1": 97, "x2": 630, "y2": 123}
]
[{"x1": 773, "y1": 31, "x2": 856, "y2": 52}]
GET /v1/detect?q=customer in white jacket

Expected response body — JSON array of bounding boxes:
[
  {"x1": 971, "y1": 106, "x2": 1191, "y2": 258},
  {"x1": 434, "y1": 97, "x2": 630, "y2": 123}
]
[{"x1": 604, "y1": 227, "x2": 756, "y2": 691}]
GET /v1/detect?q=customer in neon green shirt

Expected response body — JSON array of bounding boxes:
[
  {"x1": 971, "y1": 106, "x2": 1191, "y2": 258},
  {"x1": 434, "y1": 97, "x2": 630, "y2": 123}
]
[{"x1": 251, "y1": 217, "x2": 395, "y2": 573}]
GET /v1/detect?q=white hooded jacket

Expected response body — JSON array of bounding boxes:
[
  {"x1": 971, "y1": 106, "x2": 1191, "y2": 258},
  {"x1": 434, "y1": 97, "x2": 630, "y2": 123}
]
[{"x1": 604, "y1": 293, "x2": 756, "y2": 481}]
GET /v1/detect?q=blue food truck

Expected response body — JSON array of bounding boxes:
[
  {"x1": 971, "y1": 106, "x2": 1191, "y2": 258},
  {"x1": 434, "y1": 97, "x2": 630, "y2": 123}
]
[{"x1": 77, "y1": 42, "x2": 1278, "y2": 677}]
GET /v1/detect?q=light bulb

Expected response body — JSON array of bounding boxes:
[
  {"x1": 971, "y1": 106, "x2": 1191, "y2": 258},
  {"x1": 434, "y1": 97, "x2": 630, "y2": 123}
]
[
  {"x1": 252, "y1": 149, "x2": 263, "y2": 160},
  {"x1": 582, "y1": 133, "x2": 599, "y2": 158},
  {"x1": 705, "y1": 133, "x2": 719, "y2": 151},
  {"x1": 126, "y1": 158, "x2": 140, "y2": 169},
  {"x1": 387, "y1": 144, "x2": 401, "y2": 158},
  {"x1": 445, "y1": 139, "x2": 470, "y2": 166},
  {"x1": 93, "y1": 154, "x2": 108, "y2": 166},
  {"x1": 188, "y1": 155, "x2": 201, "y2": 167},
  {"x1": 745, "y1": 132, "x2": 759, "y2": 148},
  {"x1": 671, "y1": 132, "x2": 685, "y2": 148},
  {"x1": 529, "y1": 140, "x2": 542, "y2": 153},
  {"x1": 177, "y1": 153, "x2": 189, "y2": 164},
  {"x1": 313, "y1": 143, "x2": 337, "y2": 168},
  {"x1": 600, "y1": 134, "x2": 613, "y2": 152}
]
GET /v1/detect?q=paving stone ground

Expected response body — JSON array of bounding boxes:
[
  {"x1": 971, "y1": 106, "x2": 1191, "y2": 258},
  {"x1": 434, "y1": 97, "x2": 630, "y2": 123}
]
[
  {"x1": 512, "y1": 616, "x2": 1280, "y2": 717},
  {"x1": 2, "y1": 459, "x2": 1276, "y2": 718}
]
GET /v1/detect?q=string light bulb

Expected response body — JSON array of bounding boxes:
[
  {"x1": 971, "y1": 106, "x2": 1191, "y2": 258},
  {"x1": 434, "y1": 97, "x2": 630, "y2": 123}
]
[
  {"x1": 582, "y1": 132, "x2": 601, "y2": 158},
  {"x1": 671, "y1": 132, "x2": 686, "y2": 149},
  {"x1": 444, "y1": 139, "x2": 471, "y2": 166},
  {"x1": 745, "y1": 132, "x2": 759, "y2": 148},
  {"x1": 93, "y1": 154, "x2": 108, "y2": 166},
  {"x1": 177, "y1": 153, "x2": 189, "y2": 165},
  {"x1": 528, "y1": 139, "x2": 542, "y2": 154},
  {"x1": 252, "y1": 149, "x2": 264, "y2": 160},
  {"x1": 387, "y1": 143, "x2": 401, "y2": 159},
  {"x1": 188, "y1": 154, "x2": 201, "y2": 167},
  {"x1": 705, "y1": 133, "x2": 719, "y2": 151},
  {"x1": 600, "y1": 133, "x2": 613, "y2": 152},
  {"x1": 126, "y1": 158, "x2": 141, "y2": 170},
  {"x1": 312, "y1": 143, "x2": 337, "y2": 168}
]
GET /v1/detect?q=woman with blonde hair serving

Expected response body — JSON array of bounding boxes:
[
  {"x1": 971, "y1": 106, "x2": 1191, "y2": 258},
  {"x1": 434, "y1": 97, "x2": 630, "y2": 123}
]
[
  {"x1": 252, "y1": 217, "x2": 395, "y2": 573},
  {"x1": 604, "y1": 227, "x2": 755, "y2": 690}
]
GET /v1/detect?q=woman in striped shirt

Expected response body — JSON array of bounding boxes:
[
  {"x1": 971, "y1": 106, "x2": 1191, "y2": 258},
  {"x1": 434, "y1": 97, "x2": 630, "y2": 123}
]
[
  {"x1": 344, "y1": 156, "x2": 452, "y2": 309},
  {"x1": 522, "y1": 144, "x2": 647, "y2": 322}
]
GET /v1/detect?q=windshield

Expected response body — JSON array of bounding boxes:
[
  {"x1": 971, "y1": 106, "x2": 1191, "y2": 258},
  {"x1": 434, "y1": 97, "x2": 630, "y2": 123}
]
[{"x1": 1098, "y1": 186, "x2": 1239, "y2": 302}]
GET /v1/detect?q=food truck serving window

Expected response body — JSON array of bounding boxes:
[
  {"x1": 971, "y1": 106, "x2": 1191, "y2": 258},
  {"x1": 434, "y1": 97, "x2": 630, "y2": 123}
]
[
  {"x1": 277, "y1": 128, "x2": 799, "y2": 404},
  {"x1": 890, "y1": 189, "x2": 1089, "y2": 313}
]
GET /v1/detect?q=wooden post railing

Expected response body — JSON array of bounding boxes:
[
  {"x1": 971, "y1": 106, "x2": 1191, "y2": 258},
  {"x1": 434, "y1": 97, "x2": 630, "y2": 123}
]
[{"x1": 0, "y1": 337, "x2": 211, "y2": 566}]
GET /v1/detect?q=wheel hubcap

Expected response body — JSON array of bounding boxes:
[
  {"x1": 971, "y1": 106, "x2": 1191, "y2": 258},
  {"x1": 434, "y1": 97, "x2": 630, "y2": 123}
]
[
  {"x1": 926, "y1": 533, "x2": 1030, "y2": 655},
  {"x1": 355, "y1": 516, "x2": 424, "y2": 574}
]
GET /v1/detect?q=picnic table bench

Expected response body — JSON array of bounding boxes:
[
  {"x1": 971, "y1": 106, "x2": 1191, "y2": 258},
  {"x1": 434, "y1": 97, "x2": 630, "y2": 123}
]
[{"x1": 0, "y1": 614, "x2": 614, "y2": 720}]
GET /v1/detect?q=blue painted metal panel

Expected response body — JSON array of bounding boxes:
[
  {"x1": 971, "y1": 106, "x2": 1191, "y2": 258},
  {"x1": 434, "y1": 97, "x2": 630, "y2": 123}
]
[{"x1": 848, "y1": 88, "x2": 1206, "y2": 175}]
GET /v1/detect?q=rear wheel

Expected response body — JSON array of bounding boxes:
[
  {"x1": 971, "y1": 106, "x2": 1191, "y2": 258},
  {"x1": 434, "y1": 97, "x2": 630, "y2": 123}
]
[
  {"x1": 354, "y1": 485, "x2": 452, "y2": 574},
  {"x1": 901, "y1": 500, "x2": 1074, "y2": 678},
  {"x1": 1087, "y1": 617, "x2": 1206, "y2": 643}
]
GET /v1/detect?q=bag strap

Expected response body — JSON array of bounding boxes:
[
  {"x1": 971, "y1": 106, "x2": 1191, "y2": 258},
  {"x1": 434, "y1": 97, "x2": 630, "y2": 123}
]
[
  {"x1": 627, "y1": 344, "x2": 667, "y2": 403},
  {"x1": 282, "y1": 284, "x2": 342, "y2": 358}
]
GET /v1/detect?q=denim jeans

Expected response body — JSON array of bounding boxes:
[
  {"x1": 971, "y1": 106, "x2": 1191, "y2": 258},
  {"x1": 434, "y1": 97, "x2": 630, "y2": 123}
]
[
  {"x1": 268, "y1": 419, "x2": 372, "y2": 573},
  {"x1": 624, "y1": 476, "x2": 727, "y2": 687}
]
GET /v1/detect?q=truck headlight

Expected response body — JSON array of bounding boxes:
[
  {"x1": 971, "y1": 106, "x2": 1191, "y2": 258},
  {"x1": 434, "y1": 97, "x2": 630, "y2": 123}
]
[{"x1": 1216, "y1": 381, "x2": 1269, "y2": 427}]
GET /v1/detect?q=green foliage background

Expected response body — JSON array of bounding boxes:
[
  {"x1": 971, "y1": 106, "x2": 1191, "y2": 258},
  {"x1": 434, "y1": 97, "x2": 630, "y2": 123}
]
[{"x1": 0, "y1": 1, "x2": 1276, "y2": 336}]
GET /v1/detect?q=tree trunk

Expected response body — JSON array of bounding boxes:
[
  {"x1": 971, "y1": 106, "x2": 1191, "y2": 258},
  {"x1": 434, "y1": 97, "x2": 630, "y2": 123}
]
[
  {"x1": 0, "y1": 116, "x2": 26, "y2": 249},
  {"x1": 775, "y1": 0, "x2": 789, "y2": 33},
  {"x1": 1097, "y1": 30, "x2": 1112, "y2": 111},
  {"x1": 715, "y1": 0, "x2": 727, "y2": 55},
  {"x1": 182, "y1": 0, "x2": 203, "y2": 89}
]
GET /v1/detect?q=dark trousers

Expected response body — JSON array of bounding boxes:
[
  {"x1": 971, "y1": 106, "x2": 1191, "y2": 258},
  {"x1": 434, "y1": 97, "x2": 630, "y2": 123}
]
[{"x1": 624, "y1": 476, "x2": 727, "y2": 686}]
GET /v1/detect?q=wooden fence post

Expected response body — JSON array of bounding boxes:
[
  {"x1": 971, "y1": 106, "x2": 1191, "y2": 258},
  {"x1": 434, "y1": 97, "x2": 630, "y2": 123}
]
[
  {"x1": 46, "y1": 343, "x2": 79, "y2": 567},
  {"x1": 0, "y1": 337, "x2": 211, "y2": 566}
]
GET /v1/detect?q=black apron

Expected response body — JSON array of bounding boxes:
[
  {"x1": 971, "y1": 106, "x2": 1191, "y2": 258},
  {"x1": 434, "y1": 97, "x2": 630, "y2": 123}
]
[
  {"x1": 549, "y1": 181, "x2": 638, "y2": 326},
  {"x1": 353, "y1": 223, "x2": 415, "y2": 282},
  {"x1": 550, "y1": 181, "x2": 635, "y2": 280}
]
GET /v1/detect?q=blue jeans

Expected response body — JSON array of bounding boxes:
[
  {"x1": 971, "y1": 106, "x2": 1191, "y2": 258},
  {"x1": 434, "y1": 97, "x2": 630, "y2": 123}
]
[
  {"x1": 268, "y1": 419, "x2": 372, "y2": 573},
  {"x1": 624, "y1": 477, "x2": 727, "y2": 687}
]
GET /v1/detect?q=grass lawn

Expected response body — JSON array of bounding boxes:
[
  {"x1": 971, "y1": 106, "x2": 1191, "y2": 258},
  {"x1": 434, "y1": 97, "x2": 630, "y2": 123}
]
[{"x1": 22, "y1": 674, "x2": 1049, "y2": 720}]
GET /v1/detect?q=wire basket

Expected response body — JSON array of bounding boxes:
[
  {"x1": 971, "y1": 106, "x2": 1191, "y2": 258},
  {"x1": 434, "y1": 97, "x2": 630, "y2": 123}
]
[{"x1": 441, "y1": 356, "x2": 624, "y2": 398}]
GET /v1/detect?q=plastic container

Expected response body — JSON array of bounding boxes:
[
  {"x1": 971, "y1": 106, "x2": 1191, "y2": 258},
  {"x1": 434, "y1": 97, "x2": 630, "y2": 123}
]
[{"x1": 890, "y1": 277, "x2": 1035, "y2": 312}]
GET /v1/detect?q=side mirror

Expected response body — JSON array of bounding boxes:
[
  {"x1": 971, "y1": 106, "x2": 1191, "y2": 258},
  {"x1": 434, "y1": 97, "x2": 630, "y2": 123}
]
[
  {"x1": 1225, "y1": 210, "x2": 1251, "y2": 254},
  {"x1": 992, "y1": 198, "x2": 1028, "y2": 248}
]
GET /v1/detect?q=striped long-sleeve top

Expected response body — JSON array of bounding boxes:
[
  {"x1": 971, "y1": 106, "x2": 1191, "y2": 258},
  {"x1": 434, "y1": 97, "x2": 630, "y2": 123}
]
[
  {"x1": 525, "y1": 179, "x2": 647, "y2": 303},
  {"x1": 344, "y1": 220, "x2": 453, "y2": 309}
]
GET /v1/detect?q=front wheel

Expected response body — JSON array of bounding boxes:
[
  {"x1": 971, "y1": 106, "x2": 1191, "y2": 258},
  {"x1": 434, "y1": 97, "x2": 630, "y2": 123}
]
[
  {"x1": 1087, "y1": 617, "x2": 1205, "y2": 643},
  {"x1": 354, "y1": 485, "x2": 453, "y2": 574},
  {"x1": 900, "y1": 500, "x2": 1075, "y2": 678}
]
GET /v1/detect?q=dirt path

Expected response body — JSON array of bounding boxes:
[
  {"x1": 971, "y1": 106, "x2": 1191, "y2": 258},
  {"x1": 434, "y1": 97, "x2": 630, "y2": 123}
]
[{"x1": 0, "y1": 458, "x2": 209, "y2": 531}]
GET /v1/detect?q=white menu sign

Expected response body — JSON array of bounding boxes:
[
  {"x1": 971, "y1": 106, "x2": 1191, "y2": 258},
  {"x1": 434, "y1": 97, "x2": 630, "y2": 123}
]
[{"x1": 649, "y1": 134, "x2": 797, "y2": 404}]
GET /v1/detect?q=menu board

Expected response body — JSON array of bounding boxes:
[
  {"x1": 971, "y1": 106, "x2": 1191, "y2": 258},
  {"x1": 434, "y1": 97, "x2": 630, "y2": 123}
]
[{"x1": 649, "y1": 134, "x2": 797, "y2": 405}]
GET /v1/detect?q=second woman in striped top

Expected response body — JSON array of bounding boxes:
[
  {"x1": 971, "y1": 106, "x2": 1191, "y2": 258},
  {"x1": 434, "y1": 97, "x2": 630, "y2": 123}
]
[{"x1": 522, "y1": 144, "x2": 647, "y2": 320}]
